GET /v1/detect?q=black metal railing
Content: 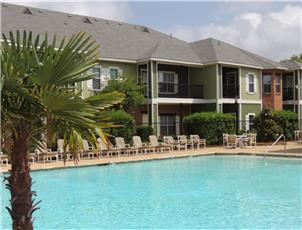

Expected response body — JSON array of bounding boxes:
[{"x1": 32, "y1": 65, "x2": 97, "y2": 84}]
[
  {"x1": 283, "y1": 87, "x2": 294, "y2": 100},
  {"x1": 222, "y1": 85, "x2": 239, "y2": 98},
  {"x1": 158, "y1": 83, "x2": 204, "y2": 98}
]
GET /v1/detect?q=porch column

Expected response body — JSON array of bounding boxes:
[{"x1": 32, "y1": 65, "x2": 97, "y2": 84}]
[
  {"x1": 147, "y1": 61, "x2": 159, "y2": 134},
  {"x1": 298, "y1": 70, "x2": 302, "y2": 129}
]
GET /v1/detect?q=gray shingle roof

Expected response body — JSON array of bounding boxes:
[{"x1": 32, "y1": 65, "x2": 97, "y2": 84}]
[
  {"x1": 1, "y1": 3, "x2": 201, "y2": 64},
  {"x1": 1, "y1": 3, "x2": 286, "y2": 69},
  {"x1": 191, "y1": 38, "x2": 285, "y2": 69},
  {"x1": 280, "y1": 60, "x2": 302, "y2": 71}
]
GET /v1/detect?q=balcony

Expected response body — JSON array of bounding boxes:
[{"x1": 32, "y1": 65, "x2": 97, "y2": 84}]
[
  {"x1": 222, "y1": 85, "x2": 239, "y2": 98},
  {"x1": 158, "y1": 83, "x2": 204, "y2": 98},
  {"x1": 283, "y1": 87, "x2": 294, "y2": 100}
]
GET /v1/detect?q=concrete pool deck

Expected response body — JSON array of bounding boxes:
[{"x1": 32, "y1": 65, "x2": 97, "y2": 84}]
[{"x1": 1, "y1": 142, "x2": 301, "y2": 173}]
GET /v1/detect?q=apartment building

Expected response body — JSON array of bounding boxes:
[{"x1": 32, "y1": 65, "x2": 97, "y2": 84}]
[{"x1": 2, "y1": 3, "x2": 299, "y2": 136}]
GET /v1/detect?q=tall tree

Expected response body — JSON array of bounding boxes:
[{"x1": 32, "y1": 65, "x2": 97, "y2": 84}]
[
  {"x1": 281, "y1": 54, "x2": 302, "y2": 63},
  {"x1": 1, "y1": 30, "x2": 124, "y2": 229},
  {"x1": 102, "y1": 78, "x2": 144, "y2": 111}
]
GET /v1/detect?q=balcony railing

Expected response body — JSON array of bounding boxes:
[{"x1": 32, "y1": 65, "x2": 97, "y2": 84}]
[
  {"x1": 283, "y1": 87, "x2": 294, "y2": 100},
  {"x1": 222, "y1": 85, "x2": 239, "y2": 98},
  {"x1": 158, "y1": 83, "x2": 204, "y2": 98}
]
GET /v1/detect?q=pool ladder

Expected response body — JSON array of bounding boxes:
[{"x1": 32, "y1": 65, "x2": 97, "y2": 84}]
[{"x1": 264, "y1": 134, "x2": 286, "y2": 159}]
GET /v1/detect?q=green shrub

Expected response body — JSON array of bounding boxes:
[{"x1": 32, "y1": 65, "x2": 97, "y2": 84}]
[
  {"x1": 183, "y1": 112, "x2": 235, "y2": 145},
  {"x1": 136, "y1": 126, "x2": 154, "y2": 142},
  {"x1": 107, "y1": 110, "x2": 135, "y2": 143},
  {"x1": 273, "y1": 110, "x2": 298, "y2": 140},
  {"x1": 254, "y1": 108, "x2": 282, "y2": 142}
]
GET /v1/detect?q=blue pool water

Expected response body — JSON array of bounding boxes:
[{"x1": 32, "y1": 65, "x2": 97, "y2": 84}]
[{"x1": 1, "y1": 156, "x2": 301, "y2": 229}]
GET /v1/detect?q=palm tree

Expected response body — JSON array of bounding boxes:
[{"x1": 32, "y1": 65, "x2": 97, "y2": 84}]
[{"x1": 1, "y1": 30, "x2": 124, "y2": 229}]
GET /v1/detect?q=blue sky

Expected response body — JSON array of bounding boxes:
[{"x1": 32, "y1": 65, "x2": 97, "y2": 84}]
[{"x1": 7, "y1": 1, "x2": 302, "y2": 60}]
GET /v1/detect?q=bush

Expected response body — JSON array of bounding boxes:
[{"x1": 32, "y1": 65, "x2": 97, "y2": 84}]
[
  {"x1": 102, "y1": 79, "x2": 144, "y2": 111},
  {"x1": 183, "y1": 112, "x2": 235, "y2": 145},
  {"x1": 136, "y1": 126, "x2": 154, "y2": 142},
  {"x1": 254, "y1": 108, "x2": 282, "y2": 142},
  {"x1": 107, "y1": 110, "x2": 135, "y2": 143},
  {"x1": 273, "y1": 110, "x2": 298, "y2": 140}
]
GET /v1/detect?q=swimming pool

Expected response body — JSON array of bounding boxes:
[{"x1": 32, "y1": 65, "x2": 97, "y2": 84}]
[{"x1": 1, "y1": 156, "x2": 301, "y2": 229}]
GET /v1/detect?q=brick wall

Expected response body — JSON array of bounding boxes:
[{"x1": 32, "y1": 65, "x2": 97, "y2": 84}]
[{"x1": 262, "y1": 71, "x2": 283, "y2": 110}]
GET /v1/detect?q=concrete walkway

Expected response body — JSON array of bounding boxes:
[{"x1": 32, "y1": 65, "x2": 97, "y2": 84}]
[{"x1": 1, "y1": 142, "x2": 301, "y2": 173}]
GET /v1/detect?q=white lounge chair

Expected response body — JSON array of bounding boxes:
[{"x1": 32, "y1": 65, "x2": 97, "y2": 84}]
[
  {"x1": 82, "y1": 139, "x2": 99, "y2": 159},
  {"x1": 178, "y1": 135, "x2": 193, "y2": 149},
  {"x1": 132, "y1": 136, "x2": 154, "y2": 154},
  {"x1": 149, "y1": 135, "x2": 171, "y2": 153},
  {"x1": 163, "y1": 136, "x2": 186, "y2": 151},
  {"x1": 57, "y1": 139, "x2": 72, "y2": 160},
  {"x1": 189, "y1": 135, "x2": 206, "y2": 149},
  {"x1": 97, "y1": 138, "x2": 120, "y2": 157},
  {"x1": 115, "y1": 137, "x2": 137, "y2": 156},
  {"x1": 36, "y1": 143, "x2": 58, "y2": 163}
]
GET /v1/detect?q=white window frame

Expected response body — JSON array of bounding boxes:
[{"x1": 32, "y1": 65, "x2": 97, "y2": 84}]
[
  {"x1": 263, "y1": 74, "x2": 272, "y2": 94},
  {"x1": 159, "y1": 114, "x2": 176, "y2": 136},
  {"x1": 140, "y1": 69, "x2": 148, "y2": 84},
  {"x1": 109, "y1": 67, "x2": 119, "y2": 80},
  {"x1": 276, "y1": 74, "x2": 281, "y2": 95},
  {"x1": 87, "y1": 66, "x2": 102, "y2": 91},
  {"x1": 246, "y1": 72, "x2": 256, "y2": 94},
  {"x1": 91, "y1": 66, "x2": 102, "y2": 91},
  {"x1": 158, "y1": 71, "x2": 178, "y2": 94},
  {"x1": 245, "y1": 113, "x2": 255, "y2": 131}
]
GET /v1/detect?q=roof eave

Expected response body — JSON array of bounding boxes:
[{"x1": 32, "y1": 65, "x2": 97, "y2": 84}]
[{"x1": 137, "y1": 57, "x2": 204, "y2": 67}]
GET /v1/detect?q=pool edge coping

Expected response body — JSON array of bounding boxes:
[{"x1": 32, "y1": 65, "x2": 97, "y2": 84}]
[{"x1": 1, "y1": 151, "x2": 301, "y2": 175}]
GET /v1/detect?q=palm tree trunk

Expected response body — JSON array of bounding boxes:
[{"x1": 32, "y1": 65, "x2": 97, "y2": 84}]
[{"x1": 6, "y1": 134, "x2": 35, "y2": 230}]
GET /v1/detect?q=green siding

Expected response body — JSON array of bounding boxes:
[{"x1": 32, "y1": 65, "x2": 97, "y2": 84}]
[
  {"x1": 240, "y1": 67, "x2": 261, "y2": 100},
  {"x1": 99, "y1": 61, "x2": 137, "y2": 79},
  {"x1": 189, "y1": 65, "x2": 217, "y2": 99}
]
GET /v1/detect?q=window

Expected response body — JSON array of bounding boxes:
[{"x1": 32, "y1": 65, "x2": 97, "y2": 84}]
[
  {"x1": 140, "y1": 69, "x2": 148, "y2": 97},
  {"x1": 276, "y1": 74, "x2": 281, "y2": 94},
  {"x1": 110, "y1": 68, "x2": 119, "y2": 80},
  {"x1": 140, "y1": 69, "x2": 148, "y2": 84},
  {"x1": 159, "y1": 71, "x2": 178, "y2": 94},
  {"x1": 92, "y1": 67, "x2": 101, "y2": 90},
  {"x1": 246, "y1": 113, "x2": 255, "y2": 131},
  {"x1": 68, "y1": 82, "x2": 76, "y2": 88},
  {"x1": 248, "y1": 74, "x2": 255, "y2": 93},
  {"x1": 263, "y1": 74, "x2": 272, "y2": 94},
  {"x1": 160, "y1": 115, "x2": 176, "y2": 136}
]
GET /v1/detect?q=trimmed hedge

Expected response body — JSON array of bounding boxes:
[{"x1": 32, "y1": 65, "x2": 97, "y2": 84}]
[
  {"x1": 107, "y1": 110, "x2": 135, "y2": 143},
  {"x1": 136, "y1": 126, "x2": 154, "y2": 142},
  {"x1": 254, "y1": 108, "x2": 298, "y2": 142},
  {"x1": 273, "y1": 110, "x2": 298, "y2": 140},
  {"x1": 183, "y1": 112, "x2": 236, "y2": 145}
]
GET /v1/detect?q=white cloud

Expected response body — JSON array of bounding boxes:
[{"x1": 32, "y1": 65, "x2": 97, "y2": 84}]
[
  {"x1": 166, "y1": 4, "x2": 302, "y2": 61},
  {"x1": 8, "y1": 1, "x2": 132, "y2": 22}
]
